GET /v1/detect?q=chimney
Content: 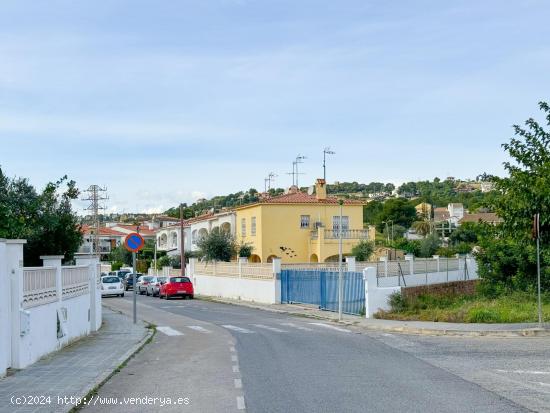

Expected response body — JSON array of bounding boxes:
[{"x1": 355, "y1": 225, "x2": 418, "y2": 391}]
[{"x1": 315, "y1": 179, "x2": 327, "y2": 200}]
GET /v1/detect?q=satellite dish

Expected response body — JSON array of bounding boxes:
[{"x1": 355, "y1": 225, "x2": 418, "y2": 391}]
[{"x1": 307, "y1": 186, "x2": 315, "y2": 195}]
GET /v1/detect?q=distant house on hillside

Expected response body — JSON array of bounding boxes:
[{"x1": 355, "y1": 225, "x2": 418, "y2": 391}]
[{"x1": 459, "y1": 213, "x2": 502, "y2": 225}]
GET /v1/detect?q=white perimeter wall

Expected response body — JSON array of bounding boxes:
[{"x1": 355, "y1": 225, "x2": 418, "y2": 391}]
[
  {"x1": 193, "y1": 274, "x2": 279, "y2": 304},
  {"x1": 363, "y1": 260, "x2": 479, "y2": 318},
  {"x1": 0, "y1": 240, "x2": 10, "y2": 377}
]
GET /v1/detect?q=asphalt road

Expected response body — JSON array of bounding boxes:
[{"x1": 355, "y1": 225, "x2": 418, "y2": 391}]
[{"x1": 90, "y1": 294, "x2": 548, "y2": 413}]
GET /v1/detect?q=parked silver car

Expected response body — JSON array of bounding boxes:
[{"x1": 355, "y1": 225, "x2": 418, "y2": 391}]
[
  {"x1": 146, "y1": 276, "x2": 167, "y2": 297},
  {"x1": 136, "y1": 275, "x2": 155, "y2": 295}
]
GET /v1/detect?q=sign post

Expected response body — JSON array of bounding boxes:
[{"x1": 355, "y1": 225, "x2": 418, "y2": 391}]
[
  {"x1": 124, "y1": 233, "x2": 145, "y2": 324},
  {"x1": 533, "y1": 213, "x2": 542, "y2": 327}
]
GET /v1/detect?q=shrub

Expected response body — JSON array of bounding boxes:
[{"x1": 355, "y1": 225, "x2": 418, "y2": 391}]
[
  {"x1": 388, "y1": 291, "x2": 407, "y2": 312},
  {"x1": 466, "y1": 307, "x2": 500, "y2": 323},
  {"x1": 111, "y1": 261, "x2": 123, "y2": 271},
  {"x1": 351, "y1": 240, "x2": 374, "y2": 261},
  {"x1": 238, "y1": 243, "x2": 254, "y2": 258}
]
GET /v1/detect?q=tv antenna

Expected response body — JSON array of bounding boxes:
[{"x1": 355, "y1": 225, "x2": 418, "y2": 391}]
[
  {"x1": 287, "y1": 154, "x2": 307, "y2": 187},
  {"x1": 264, "y1": 172, "x2": 278, "y2": 192}
]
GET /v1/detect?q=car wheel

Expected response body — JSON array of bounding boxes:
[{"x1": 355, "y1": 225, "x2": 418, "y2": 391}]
[
  {"x1": 121, "y1": 293, "x2": 125, "y2": 297},
  {"x1": 189, "y1": 294, "x2": 194, "y2": 299}
]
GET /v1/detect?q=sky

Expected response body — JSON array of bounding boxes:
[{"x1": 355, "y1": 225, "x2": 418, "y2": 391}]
[{"x1": 1, "y1": 0, "x2": 549, "y2": 214}]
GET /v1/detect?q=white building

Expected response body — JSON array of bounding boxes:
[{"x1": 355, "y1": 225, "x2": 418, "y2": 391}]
[
  {"x1": 448, "y1": 203, "x2": 465, "y2": 225},
  {"x1": 189, "y1": 211, "x2": 236, "y2": 252}
]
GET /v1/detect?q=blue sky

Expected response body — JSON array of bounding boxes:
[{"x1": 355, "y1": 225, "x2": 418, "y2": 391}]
[{"x1": 1, "y1": 0, "x2": 549, "y2": 213}]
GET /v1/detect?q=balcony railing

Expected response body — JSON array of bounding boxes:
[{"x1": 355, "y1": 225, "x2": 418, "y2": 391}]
[{"x1": 311, "y1": 229, "x2": 371, "y2": 240}]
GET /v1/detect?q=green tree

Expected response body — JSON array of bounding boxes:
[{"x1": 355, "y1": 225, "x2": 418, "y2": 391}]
[
  {"x1": 419, "y1": 234, "x2": 441, "y2": 258},
  {"x1": 351, "y1": 240, "x2": 374, "y2": 261},
  {"x1": 196, "y1": 227, "x2": 237, "y2": 262},
  {"x1": 478, "y1": 101, "x2": 550, "y2": 291},
  {"x1": 412, "y1": 220, "x2": 432, "y2": 237},
  {"x1": 377, "y1": 198, "x2": 417, "y2": 231},
  {"x1": 238, "y1": 243, "x2": 254, "y2": 258},
  {"x1": 109, "y1": 244, "x2": 133, "y2": 266},
  {"x1": 0, "y1": 168, "x2": 83, "y2": 265}
]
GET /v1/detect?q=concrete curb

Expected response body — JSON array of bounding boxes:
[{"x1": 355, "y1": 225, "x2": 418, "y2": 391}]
[
  {"x1": 68, "y1": 307, "x2": 155, "y2": 412},
  {"x1": 197, "y1": 295, "x2": 550, "y2": 338}
]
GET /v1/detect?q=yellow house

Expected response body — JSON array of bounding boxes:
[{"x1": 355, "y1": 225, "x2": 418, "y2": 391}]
[
  {"x1": 234, "y1": 179, "x2": 375, "y2": 263},
  {"x1": 415, "y1": 202, "x2": 433, "y2": 219}
]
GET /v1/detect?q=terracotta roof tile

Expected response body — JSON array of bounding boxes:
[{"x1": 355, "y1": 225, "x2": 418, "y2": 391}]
[{"x1": 240, "y1": 191, "x2": 364, "y2": 206}]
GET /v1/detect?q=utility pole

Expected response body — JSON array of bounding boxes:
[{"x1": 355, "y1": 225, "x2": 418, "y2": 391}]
[
  {"x1": 82, "y1": 185, "x2": 108, "y2": 257},
  {"x1": 180, "y1": 204, "x2": 185, "y2": 276},
  {"x1": 338, "y1": 199, "x2": 344, "y2": 321},
  {"x1": 323, "y1": 147, "x2": 335, "y2": 182}
]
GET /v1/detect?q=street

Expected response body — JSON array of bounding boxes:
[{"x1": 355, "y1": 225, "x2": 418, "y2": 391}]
[{"x1": 87, "y1": 295, "x2": 550, "y2": 413}]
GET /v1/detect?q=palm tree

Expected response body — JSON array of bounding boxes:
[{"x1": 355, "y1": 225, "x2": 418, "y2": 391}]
[{"x1": 412, "y1": 220, "x2": 432, "y2": 237}]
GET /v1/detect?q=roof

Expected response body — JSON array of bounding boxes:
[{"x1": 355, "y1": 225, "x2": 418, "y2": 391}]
[
  {"x1": 433, "y1": 207, "x2": 450, "y2": 222},
  {"x1": 80, "y1": 225, "x2": 127, "y2": 237},
  {"x1": 112, "y1": 225, "x2": 156, "y2": 236},
  {"x1": 235, "y1": 191, "x2": 365, "y2": 209},
  {"x1": 154, "y1": 215, "x2": 180, "y2": 221},
  {"x1": 459, "y1": 213, "x2": 502, "y2": 224}
]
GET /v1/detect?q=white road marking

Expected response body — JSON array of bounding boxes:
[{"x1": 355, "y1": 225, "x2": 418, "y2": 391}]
[
  {"x1": 308, "y1": 322, "x2": 352, "y2": 333},
  {"x1": 236, "y1": 396, "x2": 246, "y2": 410},
  {"x1": 497, "y1": 369, "x2": 550, "y2": 376},
  {"x1": 251, "y1": 324, "x2": 288, "y2": 333},
  {"x1": 160, "y1": 305, "x2": 187, "y2": 308},
  {"x1": 232, "y1": 365, "x2": 240, "y2": 373},
  {"x1": 231, "y1": 355, "x2": 238, "y2": 362},
  {"x1": 186, "y1": 325, "x2": 211, "y2": 334},
  {"x1": 234, "y1": 379, "x2": 242, "y2": 389},
  {"x1": 279, "y1": 322, "x2": 313, "y2": 331},
  {"x1": 531, "y1": 381, "x2": 550, "y2": 387},
  {"x1": 230, "y1": 346, "x2": 236, "y2": 353},
  {"x1": 157, "y1": 326, "x2": 184, "y2": 336},
  {"x1": 223, "y1": 325, "x2": 255, "y2": 334}
]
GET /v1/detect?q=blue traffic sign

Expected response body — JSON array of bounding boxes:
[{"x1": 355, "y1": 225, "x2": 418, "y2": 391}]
[{"x1": 124, "y1": 233, "x2": 145, "y2": 253}]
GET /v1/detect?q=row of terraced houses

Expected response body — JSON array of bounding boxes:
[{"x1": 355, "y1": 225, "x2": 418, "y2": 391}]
[{"x1": 155, "y1": 179, "x2": 376, "y2": 263}]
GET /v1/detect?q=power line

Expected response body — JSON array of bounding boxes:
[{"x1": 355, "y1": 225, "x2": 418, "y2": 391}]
[{"x1": 82, "y1": 185, "x2": 108, "y2": 257}]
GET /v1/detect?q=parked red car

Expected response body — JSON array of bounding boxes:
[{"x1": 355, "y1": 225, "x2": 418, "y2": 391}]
[{"x1": 159, "y1": 276, "x2": 194, "y2": 300}]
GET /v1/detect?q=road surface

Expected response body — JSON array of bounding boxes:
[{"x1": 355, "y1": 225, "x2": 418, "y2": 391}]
[{"x1": 85, "y1": 294, "x2": 549, "y2": 412}]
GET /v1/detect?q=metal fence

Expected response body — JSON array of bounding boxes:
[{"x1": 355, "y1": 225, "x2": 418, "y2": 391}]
[{"x1": 280, "y1": 269, "x2": 365, "y2": 315}]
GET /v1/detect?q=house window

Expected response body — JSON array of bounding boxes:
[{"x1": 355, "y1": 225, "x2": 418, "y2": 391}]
[
  {"x1": 241, "y1": 218, "x2": 246, "y2": 237},
  {"x1": 251, "y1": 217, "x2": 257, "y2": 236},
  {"x1": 332, "y1": 216, "x2": 349, "y2": 231},
  {"x1": 300, "y1": 215, "x2": 310, "y2": 229}
]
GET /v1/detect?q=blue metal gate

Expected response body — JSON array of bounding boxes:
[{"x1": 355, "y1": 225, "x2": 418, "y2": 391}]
[{"x1": 280, "y1": 270, "x2": 365, "y2": 315}]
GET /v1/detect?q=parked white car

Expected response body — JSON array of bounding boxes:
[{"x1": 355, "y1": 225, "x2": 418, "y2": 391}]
[{"x1": 101, "y1": 275, "x2": 125, "y2": 297}]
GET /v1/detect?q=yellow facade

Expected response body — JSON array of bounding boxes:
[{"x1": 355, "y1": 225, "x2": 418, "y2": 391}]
[{"x1": 235, "y1": 197, "x2": 374, "y2": 263}]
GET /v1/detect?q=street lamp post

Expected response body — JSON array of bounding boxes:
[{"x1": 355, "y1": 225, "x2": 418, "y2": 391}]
[
  {"x1": 323, "y1": 147, "x2": 335, "y2": 182},
  {"x1": 338, "y1": 199, "x2": 344, "y2": 321},
  {"x1": 180, "y1": 204, "x2": 185, "y2": 276}
]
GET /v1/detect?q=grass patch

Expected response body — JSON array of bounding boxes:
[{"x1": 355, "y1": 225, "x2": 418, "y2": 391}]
[{"x1": 375, "y1": 291, "x2": 550, "y2": 323}]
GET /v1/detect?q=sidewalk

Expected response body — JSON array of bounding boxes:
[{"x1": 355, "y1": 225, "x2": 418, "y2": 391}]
[
  {"x1": 198, "y1": 296, "x2": 550, "y2": 337},
  {"x1": 0, "y1": 307, "x2": 151, "y2": 413}
]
